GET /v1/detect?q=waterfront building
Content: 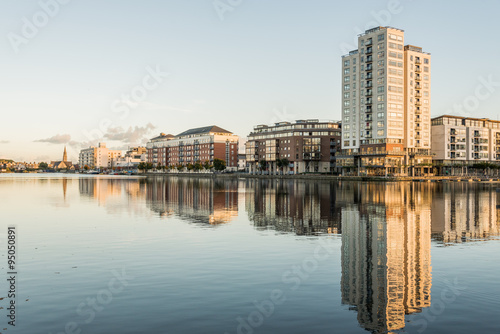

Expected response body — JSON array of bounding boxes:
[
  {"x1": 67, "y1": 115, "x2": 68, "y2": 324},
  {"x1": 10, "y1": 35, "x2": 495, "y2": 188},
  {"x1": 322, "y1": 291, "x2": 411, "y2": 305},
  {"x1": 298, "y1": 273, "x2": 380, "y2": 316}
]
[
  {"x1": 245, "y1": 119, "x2": 341, "y2": 174},
  {"x1": 431, "y1": 115, "x2": 500, "y2": 173},
  {"x1": 146, "y1": 126, "x2": 239, "y2": 171},
  {"x1": 78, "y1": 143, "x2": 122, "y2": 169},
  {"x1": 115, "y1": 147, "x2": 147, "y2": 169},
  {"x1": 338, "y1": 27, "x2": 432, "y2": 176},
  {"x1": 237, "y1": 153, "x2": 246, "y2": 172}
]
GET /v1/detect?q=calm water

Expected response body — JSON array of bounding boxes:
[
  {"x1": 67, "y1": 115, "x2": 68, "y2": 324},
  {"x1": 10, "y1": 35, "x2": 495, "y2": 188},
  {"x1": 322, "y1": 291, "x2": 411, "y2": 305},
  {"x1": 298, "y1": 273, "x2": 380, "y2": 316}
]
[{"x1": 0, "y1": 174, "x2": 499, "y2": 334}]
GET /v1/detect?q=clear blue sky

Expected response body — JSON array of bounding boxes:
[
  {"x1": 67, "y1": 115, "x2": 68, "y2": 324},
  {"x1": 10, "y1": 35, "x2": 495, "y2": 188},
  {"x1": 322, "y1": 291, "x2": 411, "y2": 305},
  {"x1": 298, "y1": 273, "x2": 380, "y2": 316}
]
[{"x1": 1, "y1": 0, "x2": 499, "y2": 162}]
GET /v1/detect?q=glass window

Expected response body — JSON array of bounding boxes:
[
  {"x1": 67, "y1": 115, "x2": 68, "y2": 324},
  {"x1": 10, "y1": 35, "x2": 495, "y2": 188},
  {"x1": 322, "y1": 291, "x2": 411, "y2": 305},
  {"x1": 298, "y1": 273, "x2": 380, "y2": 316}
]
[{"x1": 378, "y1": 34, "x2": 384, "y2": 41}]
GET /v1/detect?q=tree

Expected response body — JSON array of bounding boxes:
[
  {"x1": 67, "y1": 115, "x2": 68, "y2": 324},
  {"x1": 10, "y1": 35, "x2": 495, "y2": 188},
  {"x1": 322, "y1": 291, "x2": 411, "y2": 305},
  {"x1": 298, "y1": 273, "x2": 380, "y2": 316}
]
[
  {"x1": 157, "y1": 163, "x2": 163, "y2": 171},
  {"x1": 194, "y1": 161, "x2": 203, "y2": 172},
  {"x1": 203, "y1": 160, "x2": 212, "y2": 171},
  {"x1": 176, "y1": 164, "x2": 184, "y2": 171},
  {"x1": 259, "y1": 160, "x2": 267, "y2": 171},
  {"x1": 213, "y1": 158, "x2": 226, "y2": 171},
  {"x1": 146, "y1": 162, "x2": 153, "y2": 170},
  {"x1": 137, "y1": 162, "x2": 146, "y2": 172},
  {"x1": 187, "y1": 163, "x2": 194, "y2": 171},
  {"x1": 38, "y1": 162, "x2": 48, "y2": 170}
]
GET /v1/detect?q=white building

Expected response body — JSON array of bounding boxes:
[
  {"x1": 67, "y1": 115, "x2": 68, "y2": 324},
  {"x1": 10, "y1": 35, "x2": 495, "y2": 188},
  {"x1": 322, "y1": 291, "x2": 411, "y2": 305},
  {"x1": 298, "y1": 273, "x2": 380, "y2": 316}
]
[
  {"x1": 431, "y1": 115, "x2": 500, "y2": 167},
  {"x1": 78, "y1": 143, "x2": 122, "y2": 169}
]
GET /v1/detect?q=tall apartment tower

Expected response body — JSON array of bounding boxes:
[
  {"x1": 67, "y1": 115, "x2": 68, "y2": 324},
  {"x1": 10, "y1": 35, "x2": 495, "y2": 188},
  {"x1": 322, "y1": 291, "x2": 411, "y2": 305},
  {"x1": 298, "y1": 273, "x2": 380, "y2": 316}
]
[{"x1": 339, "y1": 27, "x2": 432, "y2": 176}]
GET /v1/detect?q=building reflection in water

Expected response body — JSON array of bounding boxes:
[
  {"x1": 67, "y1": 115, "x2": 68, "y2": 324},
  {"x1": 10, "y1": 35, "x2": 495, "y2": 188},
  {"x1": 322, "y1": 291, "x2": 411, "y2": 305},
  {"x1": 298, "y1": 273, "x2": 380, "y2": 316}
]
[
  {"x1": 244, "y1": 179, "x2": 341, "y2": 235},
  {"x1": 76, "y1": 177, "x2": 500, "y2": 332},
  {"x1": 145, "y1": 177, "x2": 238, "y2": 224},
  {"x1": 431, "y1": 183, "x2": 500, "y2": 243},
  {"x1": 340, "y1": 183, "x2": 433, "y2": 333}
]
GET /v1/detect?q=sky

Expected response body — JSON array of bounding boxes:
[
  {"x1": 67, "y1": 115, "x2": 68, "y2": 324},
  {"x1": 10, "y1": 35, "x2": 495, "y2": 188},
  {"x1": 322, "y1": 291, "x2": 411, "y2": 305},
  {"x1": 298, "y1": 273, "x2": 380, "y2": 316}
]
[{"x1": 1, "y1": 0, "x2": 500, "y2": 162}]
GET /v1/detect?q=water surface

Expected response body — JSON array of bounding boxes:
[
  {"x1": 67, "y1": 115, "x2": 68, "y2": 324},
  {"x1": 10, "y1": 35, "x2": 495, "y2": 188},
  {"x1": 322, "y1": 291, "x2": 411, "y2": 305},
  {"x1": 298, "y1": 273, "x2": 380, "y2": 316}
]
[{"x1": 0, "y1": 174, "x2": 499, "y2": 334}]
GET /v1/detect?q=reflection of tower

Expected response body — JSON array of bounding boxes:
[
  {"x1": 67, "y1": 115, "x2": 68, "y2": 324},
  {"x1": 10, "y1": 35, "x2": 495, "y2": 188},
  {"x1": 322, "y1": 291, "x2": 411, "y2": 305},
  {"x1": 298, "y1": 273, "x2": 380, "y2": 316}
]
[
  {"x1": 63, "y1": 146, "x2": 68, "y2": 162},
  {"x1": 341, "y1": 183, "x2": 432, "y2": 333},
  {"x1": 62, "y1": 178, "x2": 67, "y2": 200}
]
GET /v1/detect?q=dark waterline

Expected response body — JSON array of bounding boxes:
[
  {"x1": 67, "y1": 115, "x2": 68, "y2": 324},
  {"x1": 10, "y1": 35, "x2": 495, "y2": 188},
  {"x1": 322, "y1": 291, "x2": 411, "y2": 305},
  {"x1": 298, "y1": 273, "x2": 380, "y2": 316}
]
[{"x1": 0, "y1": 174, "x2": 499, "y2": 334}]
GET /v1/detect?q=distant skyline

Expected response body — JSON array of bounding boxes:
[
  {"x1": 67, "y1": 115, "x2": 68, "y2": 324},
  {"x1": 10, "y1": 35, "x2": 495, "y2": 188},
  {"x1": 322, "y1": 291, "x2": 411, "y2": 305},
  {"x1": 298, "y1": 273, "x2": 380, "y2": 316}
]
[{"x1": 1, "y1": 0, "x2": 499, "y2": 162}]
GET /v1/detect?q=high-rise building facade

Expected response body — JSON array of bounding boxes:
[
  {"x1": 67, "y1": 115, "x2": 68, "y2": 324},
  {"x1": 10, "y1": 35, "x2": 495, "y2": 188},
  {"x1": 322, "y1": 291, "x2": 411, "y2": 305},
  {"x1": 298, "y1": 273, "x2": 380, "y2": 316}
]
[{"x1": 338, "y1": 27, "x2": 432, "y2": 176}]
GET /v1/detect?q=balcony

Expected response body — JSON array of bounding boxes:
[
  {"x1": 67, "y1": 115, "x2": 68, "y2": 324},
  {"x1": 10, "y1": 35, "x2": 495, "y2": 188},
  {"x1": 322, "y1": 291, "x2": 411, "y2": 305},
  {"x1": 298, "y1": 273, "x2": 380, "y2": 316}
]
[
  {"x1": 365, "y1": 39, "x2": 372, "y2": 46},
  {"x1": 366, "y1": 106, "x2": 372, "y2": 113},
  {"x1": 415, "y1": 100, "x2": 422, "y2": 106},
  {"x1": 366, "y1": 81, "x2": 373, "y2": 88},
  {"x1": 415, "y1": 75, "x2": 422, "y2": 81},
  {"x1": 366, "y1": 55, "x2": 373, "y2": 63},
  {"x1": 365, "y1": 116, "x2": 373, "y2": 121},
  {"x1": 365, "y1": 124, "x2": 372, "y2": 130},
  {"x1": 415, "y1": 66, "x2": 421, "y2": 73},
  {"x1": 365, "y1": 132, "x2": 372, "y2": 138},
  {"x1": 415, "y1": 83, "x2": 422, "y2": 89},
  {"x1": 366, "y1": 98, "x2": 373, "y2": 104},
  {"x1": 415, "y1": 108, "x2": 421, "y2": 114},
  {"x1": 366, "y1": 89, "x2": 372, "y2": 96},
  {"x1": 366, "y1": 64, "x2": 373, "y2": 71},
  {"x1": 366, "y1": 47, "x2": 372, "y2": 54},
  {"x1": 415, "y1": 92, "x2": 422, "y2": 98},
  {"x1": 415, "y1": 58, "x2": 421, "y2": 64},
  {"x1": 366, "y1": 73, "x2": 373, "y2": 79}
]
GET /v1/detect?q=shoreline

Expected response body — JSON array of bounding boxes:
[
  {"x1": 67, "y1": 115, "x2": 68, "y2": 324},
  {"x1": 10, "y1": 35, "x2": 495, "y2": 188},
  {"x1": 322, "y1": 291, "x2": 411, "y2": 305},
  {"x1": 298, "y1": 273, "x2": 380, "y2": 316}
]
[{"x1": 143, "y1": 172, "x2": 500, "y2": 183}]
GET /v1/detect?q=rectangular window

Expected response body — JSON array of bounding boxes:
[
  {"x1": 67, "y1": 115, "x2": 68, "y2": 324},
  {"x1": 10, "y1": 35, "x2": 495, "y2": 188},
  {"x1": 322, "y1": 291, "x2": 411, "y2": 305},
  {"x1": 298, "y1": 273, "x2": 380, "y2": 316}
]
[
  {"x1": 378, "y1": 34, "x2": 384, "y2": 41},
  {"x1": 344, "y1": 68, "x2": 350, "y2": 75},
  {"x1": 344, "y1": 76, "x2": 350, "y2": 82},
  {"x1": 344, "y1": 84, "x2": 350, "y2": 91},
  {"x1": 344, "y1": 60, "x2": 350, "y2": 67},
  {"x1": 377, "y1": 103, "x2": 385, "y2": 110},
  {"x1": 344, "y1": 92, "x2": 350, "y2": 99},
  {"x1": 424, "y1": 58, "x2": 429, "y2": 64}
]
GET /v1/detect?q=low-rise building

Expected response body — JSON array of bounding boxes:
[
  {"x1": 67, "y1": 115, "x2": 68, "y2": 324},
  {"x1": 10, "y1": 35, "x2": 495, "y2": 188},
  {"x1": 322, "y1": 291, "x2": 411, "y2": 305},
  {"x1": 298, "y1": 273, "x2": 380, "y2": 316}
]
[
  {"x1": 115, "y1": 147, "x2": 147, "y2": 169},
  {"x1": 146, "y1": 126, "x2": 239, "y2": 171},
  {"x1": 245, "y1": 119, "x2": 341, "y2": 174},
  {"x1": 78, "y1": 143, "x2": 122, "y2": 169},
  {"x1": 431, "y1": 115, "x2": 500, "y2": 172}
]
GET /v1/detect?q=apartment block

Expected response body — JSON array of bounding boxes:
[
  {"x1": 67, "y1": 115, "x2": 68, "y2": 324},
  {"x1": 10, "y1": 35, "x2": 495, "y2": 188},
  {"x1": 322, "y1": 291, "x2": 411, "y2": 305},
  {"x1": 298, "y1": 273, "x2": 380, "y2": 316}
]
[
  {"x1": 78, "y1": 143, "x2": 122, "y2": 169},
  {"x1": 146, "y1": 126, "x2": 239, "y2": 170},
  {"x1": 431, "y1": 115, "x2": 500, "y2": 167},
  {"x1": 338, "y1": 26, "x2": 432, "y2": 176},
  {"x1": 245, "y1": 119, "x2": 341, "y2": 174}
]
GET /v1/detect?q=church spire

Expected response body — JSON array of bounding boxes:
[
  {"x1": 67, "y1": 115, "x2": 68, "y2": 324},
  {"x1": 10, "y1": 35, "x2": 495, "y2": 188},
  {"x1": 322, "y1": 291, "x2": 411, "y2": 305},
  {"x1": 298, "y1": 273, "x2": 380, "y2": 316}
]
[{"x1": 63, "y1": 146, "x2": 67, "y2": 162}]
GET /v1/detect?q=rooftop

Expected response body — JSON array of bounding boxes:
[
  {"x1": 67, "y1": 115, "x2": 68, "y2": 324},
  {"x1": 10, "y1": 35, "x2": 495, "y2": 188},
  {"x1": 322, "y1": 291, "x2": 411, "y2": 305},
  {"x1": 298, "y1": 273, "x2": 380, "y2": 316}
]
[{"x1": 176, "y1": 125, "x2": 233, "y2": 137}]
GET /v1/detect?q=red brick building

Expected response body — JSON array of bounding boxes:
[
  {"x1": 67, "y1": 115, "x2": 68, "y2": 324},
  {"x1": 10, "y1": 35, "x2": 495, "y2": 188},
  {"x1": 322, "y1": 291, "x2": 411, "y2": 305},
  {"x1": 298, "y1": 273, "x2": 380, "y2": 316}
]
[{"x1": 146, "y1": 126, "x2": 239, "y2": 170}]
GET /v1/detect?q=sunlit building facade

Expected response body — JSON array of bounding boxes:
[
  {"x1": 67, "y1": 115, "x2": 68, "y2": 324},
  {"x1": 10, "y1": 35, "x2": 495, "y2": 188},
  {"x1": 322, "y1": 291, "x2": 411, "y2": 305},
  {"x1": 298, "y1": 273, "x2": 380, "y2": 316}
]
[
  {"x1": 245, "y1": 120, "x2": 341, "y2": 174},
  {"x1": 338, "y1": 27, "x2": 432, "y2": 176},
  {"x1": 146, "y1": 126, "x2": 239, "y2": 170},
  {"x1": 78, "y1": 143, "x2": 122, "y2": 169},
  {"x1": 431, "y1": 115, "x2": 500, "y2": 172}
]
